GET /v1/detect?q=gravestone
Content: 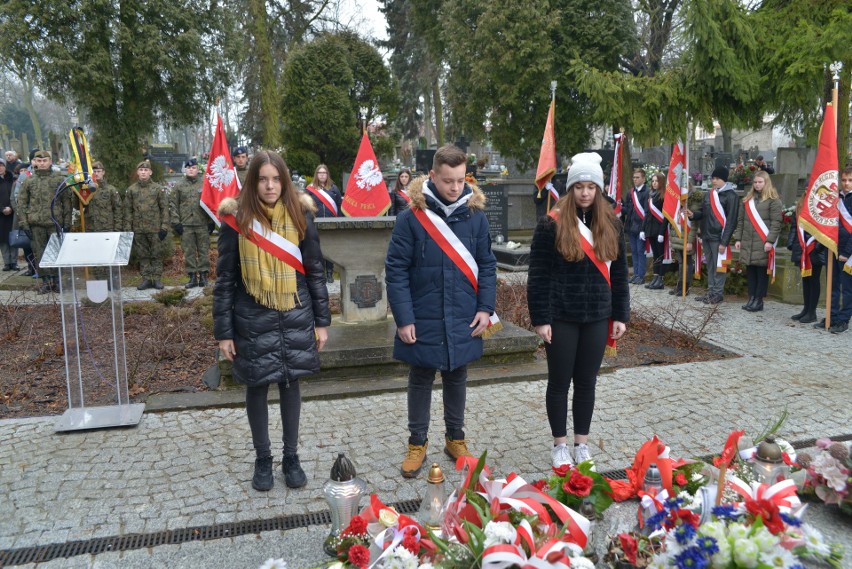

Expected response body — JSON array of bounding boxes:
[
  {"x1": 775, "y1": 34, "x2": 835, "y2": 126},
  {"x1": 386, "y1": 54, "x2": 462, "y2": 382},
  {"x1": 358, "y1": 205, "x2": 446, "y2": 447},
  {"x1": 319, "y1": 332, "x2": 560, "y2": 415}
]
[{"x1": 481, "y1": 184, "x2": 509, "y2": 242}]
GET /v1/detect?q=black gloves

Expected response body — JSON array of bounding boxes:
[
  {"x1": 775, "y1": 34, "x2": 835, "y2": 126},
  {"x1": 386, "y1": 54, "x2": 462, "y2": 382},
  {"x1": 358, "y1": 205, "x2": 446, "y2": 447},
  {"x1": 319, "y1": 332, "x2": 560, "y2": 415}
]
[
  {"x1": 208, "y1": 221, "x2": 216, "y2": 235},
  {"x1": 158, "y1": 229, "x2": 168, "y2": 241},
  {"x1": 174, "y1": 223, "x2": 184, "y2": 236}
]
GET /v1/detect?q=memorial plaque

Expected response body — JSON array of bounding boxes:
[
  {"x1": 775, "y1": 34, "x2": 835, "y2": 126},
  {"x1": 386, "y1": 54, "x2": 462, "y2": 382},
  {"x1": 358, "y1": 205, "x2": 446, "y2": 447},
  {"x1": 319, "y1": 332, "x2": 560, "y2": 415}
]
[
  {"x1": 481, "y1": 184, "x2": 508, "y2": 241},
  {"x1": 350, "y1": 275, "x2": 382, "y2": 308}
]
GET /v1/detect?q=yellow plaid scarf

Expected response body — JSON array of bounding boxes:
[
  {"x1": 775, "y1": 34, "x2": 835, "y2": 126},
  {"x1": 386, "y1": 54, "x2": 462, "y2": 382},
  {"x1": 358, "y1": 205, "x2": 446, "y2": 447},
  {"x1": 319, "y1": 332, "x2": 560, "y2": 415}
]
[{"x1": 238, "y1": 201, "x2": 300, "y2": 311}]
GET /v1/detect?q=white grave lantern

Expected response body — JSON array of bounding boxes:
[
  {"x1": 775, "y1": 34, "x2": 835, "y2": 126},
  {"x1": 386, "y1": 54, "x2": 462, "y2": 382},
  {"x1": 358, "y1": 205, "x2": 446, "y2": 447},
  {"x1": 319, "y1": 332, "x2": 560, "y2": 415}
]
[{"x1": 39, "y1": 232, "x2": 144, "y2": 431}]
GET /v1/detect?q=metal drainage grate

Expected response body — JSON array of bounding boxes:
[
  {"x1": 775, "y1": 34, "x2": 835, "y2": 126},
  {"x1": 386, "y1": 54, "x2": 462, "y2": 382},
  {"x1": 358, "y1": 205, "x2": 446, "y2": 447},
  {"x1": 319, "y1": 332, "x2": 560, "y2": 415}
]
[{"x1": 2, "y1": 435, "x2": 848, "y2": 566}]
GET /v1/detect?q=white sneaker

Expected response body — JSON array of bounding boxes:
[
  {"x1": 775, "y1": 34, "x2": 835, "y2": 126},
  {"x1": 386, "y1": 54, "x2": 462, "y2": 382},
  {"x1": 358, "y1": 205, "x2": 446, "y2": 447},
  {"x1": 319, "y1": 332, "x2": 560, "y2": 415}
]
[
  {"x1": 551, "y1": 443, "x2": 574, "y2": 468},
  {"x1": 573, "y1": 443, "x2": 594, "y2": 467}
]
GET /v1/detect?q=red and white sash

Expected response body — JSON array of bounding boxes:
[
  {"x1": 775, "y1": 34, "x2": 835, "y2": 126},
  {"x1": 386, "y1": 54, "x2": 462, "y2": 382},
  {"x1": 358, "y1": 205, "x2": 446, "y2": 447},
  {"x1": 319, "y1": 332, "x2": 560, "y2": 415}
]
[
  {"x1": 710, "y1": 189, "x2": 731, "y2": 272},
  {"x1": 745, "y1": 199, "x2": 778, "y2": 282},
  {"x1": 649, "y1": 197, "x2": 673, "y2": 264},
  {"x1": 631, "y1": 189, "x2": 646, "y2": 220},
  {"x1": 648, "y1": 197, "x2": 664, "y2": 223},
  {"x1": 839, "y1": 199, "x2": 852, "y2": 275},
  {"x1": 411, "y1": 208, "x2": 501, "y2": 330},
  {"x1": 548, "y1": 183, "x2": 560, "y2": 203},
  {"x1": 797, "y1": 224, "x2": 816, "y2": 277},
  {"x1": 306, "y1": 185, "x2": 338, "y2": 216},
  {"x1": 221, "y1": 214, "x2": 305, "y2": 274},
  {"x1": 397, "y1": 189, "x2": 411, "y2": 203}
]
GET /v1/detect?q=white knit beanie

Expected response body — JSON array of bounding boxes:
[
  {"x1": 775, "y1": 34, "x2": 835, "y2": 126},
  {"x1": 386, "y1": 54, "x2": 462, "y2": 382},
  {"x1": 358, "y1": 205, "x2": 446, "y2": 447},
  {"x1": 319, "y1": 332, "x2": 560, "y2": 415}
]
[{"x1": 565, "y1": 152, "x2": 604, "y2": 191}]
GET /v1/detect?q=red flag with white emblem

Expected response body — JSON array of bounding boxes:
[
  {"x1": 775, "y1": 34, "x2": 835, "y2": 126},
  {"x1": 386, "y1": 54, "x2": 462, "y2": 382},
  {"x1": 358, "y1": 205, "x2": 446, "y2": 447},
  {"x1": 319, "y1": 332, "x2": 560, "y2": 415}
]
[
  {"x1": 799, "y1": 103, "x2": 840, "y2": 253},
  {"x1": 200, "y1": 114, "x2": 240, "y2": 225},
  {"x1": 341, "y1": 131, "x2": 390, "y2": 216}
]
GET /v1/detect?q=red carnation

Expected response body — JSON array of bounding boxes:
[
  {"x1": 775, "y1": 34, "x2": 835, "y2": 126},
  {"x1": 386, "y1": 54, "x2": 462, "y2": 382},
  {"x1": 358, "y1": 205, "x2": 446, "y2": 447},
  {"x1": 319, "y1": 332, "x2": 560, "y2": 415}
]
[
  {"x1": 552, "y1": 464, "x2": 572, "y2": 478},
  {"x1": 619, "y1": 533, "x2": 638, "y2": 564},
  {"x1": 343, "y1": 515, "x2": 367, "y2": 536},
  {"x1": 675, "y1": 472, "x2": 688, "y2": 486},
  {"x1": 664, "y1": 508, "x2": 700, "y2": 529},
  {"x1": 402, "y1": 534, "x2": 419, "y2": 554},
  {"x1": 746, "y1": 499, "x2": 785, "y2": 534},
  {"x1": 348, "y1": 544, "x2": 370, "y2": 568},
  {"x1": 563, "y1": 470, "x2": 594, "y2": 497},
  {"x1": 532, "y1": 479, "x2": 549, "y2": 491}
]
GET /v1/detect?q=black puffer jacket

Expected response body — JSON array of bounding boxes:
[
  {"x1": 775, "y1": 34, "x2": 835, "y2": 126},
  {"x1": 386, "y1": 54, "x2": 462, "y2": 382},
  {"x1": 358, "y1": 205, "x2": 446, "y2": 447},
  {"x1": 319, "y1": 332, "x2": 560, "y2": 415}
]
[
  {"x1": 621, "y1": 184, "x2": 648, "y2": 235},
  {"x1": 390, "y1": 189, "x2": 410, "y2": 216},
  {"x1": 212, "y1": 196, "x2": 331, "y2": 387},
  {"x1": 527, "y1": 209, "x2": 630, "y2": 326},
  {"x1": 690, "y1": 183, "x2": 739, "y2": 245}
]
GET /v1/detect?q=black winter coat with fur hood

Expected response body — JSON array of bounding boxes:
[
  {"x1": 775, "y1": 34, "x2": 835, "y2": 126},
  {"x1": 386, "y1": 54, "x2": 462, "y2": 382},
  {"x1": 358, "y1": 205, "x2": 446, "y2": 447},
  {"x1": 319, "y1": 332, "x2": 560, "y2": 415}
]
[{"x1": 212, "y1": 195, "x2": 331, "y2": 387}]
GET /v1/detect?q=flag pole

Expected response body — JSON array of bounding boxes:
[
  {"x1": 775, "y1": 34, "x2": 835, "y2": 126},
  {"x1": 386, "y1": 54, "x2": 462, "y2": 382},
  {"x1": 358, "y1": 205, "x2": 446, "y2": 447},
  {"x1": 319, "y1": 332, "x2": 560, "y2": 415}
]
[
  {"x1": 682, "y1": 114, "x2": 690, "y2": 297},
  {"x1": 826, "y1": 62, "x2": 842, "y2": 329}
]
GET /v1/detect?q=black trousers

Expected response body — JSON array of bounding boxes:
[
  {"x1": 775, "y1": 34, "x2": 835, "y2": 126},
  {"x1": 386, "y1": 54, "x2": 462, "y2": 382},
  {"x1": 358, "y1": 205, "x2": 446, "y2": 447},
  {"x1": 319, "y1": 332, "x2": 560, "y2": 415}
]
[
  {"x1": 544, "y1": 319, "x2": 608, "y2": 438},
  {"x1": 649, "y1": 238, "x2": 665, "y2": 276},
  {"x1": 746, "y1": 264, "x2": 770, "y2": 299},
  {"x1": 407, "y1": 365, "x2": 467, "y2": 445},
  {"x1": 245, "y1": 381, "x2": 301, "y2": 458},
  {"x1": 802, "y1": 265, "x2": 823, "y2": 314}
]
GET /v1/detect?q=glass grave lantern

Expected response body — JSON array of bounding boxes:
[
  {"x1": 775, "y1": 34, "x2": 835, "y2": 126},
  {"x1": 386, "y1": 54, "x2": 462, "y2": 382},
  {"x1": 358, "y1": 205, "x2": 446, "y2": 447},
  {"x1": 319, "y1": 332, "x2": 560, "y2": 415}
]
[{"x1": 39, "y1": 231, "x2": 143, "y2": 431}]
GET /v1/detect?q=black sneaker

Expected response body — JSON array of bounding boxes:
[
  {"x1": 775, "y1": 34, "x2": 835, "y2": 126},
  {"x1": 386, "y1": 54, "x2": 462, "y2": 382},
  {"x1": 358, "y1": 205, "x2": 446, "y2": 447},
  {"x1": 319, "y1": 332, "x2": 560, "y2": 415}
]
[
  {"x1": 282, "y1": 453, "x2": 307, "y2": 488},
  {"x1": 830, "y1": 321, "x2": 848, "y2": 334},
  {"x1": 694, "y1": 294, "x2": 706, "y2": 302},
  {"x1": 813, "y1": 318, "x2": 827, "y2": 330},
  {"x1": 252, "y1": 456, "x2": 274, "y2": 491}
]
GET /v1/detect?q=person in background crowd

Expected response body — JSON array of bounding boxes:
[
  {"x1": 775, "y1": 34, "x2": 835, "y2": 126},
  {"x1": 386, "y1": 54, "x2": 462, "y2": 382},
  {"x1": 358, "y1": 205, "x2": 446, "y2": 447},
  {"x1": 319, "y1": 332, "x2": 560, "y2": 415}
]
[
  {"x1": 390, "y1": 168, "x2": 412, "y2": 216},
  {"x1": 687, "y1": 165, "x2": 739, "y2": 305},
  {"x1": 622, "y1": 169, "x2": 649, "y2": 284},
  {"x1": 213, "y1": 150, "x2": 330, "y2": 491},
  {"x1": 76, "y1": 162, "x2": 121, "y2": 233},
  {"x1": 124, "y1": 160, "x2": 169, "y2": 290},
  {"x1": 644, "y1": 172, "x2": 668, "y2": 290},
  {"x1": 814, "y1": 166, "x2": 852, "y2": 334},
  {"x1": 385, "y1": 144, "x2": 497, "y2": 478},
  {"x1": 754, "y1": 155, "x2": 774, "y2": 175},
  {"x1": 171, "y1": 158, "x2": 211, "y2": 288},
  {"x1": 0, "y1": 159, "x2": 18, "y2": 271},
  {"x1": 527, "y1": 152, "x2": 629, "y2": 468},
  {"x1": 4, "y1": 151, "x2": 21, "y2": 180},
  {"x1": 668, "y1": 182, "x2": 702, "y2": 296},
  {"x1": 733, "y1": 171, "x2": 783, "y2": 312},
  {"x1": 787, "y1": 195, "x2": 825, "y2": 325},
  {"x1": 233, "y1": 146, "x2": 249, "y2": 188},
  {"x1": 305, "y1": 164, "x2": 342, "y2": 283},
  {"x1": 16, "y1": 150, "x2": 70, "y2": 293},
  {"x1": 10, "y1": 163, "x2": 37, "y2": 277}
]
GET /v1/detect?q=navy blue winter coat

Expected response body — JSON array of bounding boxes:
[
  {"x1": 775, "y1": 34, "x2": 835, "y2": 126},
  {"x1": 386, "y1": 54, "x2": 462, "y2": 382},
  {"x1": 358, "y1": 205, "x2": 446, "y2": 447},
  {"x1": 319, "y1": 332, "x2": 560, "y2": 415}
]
[{"x1": 385, "y1": 176, "x2": 497, "y2": 371}]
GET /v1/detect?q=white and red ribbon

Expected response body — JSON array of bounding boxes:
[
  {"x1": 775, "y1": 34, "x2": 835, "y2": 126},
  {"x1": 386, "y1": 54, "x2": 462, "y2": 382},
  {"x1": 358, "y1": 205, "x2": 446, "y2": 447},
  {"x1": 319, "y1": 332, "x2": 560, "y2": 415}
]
[
  {"x1": 632, "y1": 189, "x2": 646, "y2": 220},
  {"x1": 637, "y1": 488, "x2": 669, "y2": 528},
  {"x1": 412, "y1": 208, "x2": 501, "y2": 329},
  {"x1": 710, "y1": 189, "x2": 731, "y2": 272},
  {"x1": 221, "y1": 214, "x2": 305, "y2": 274},
  {"x1": 398, "y1": 189, "x2": 411, "y2": 203},
  {"x1": 745, "y1": 198, "x2": 778, "y2": 282},
  {"x1": 726, "y1": 476, "x2": 802, "y2": 513},
  {"x1": 305, "y1": 185, "x2": 338, "y2": 216}
]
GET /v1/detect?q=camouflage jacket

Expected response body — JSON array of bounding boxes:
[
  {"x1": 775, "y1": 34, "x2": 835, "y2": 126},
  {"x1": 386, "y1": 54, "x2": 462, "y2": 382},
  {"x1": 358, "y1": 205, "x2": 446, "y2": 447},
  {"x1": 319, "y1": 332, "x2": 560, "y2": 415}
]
[
  {"x1": 17, "y1": 168, "x2": 71, "y2": 228},
  {"x1": 76, "y1": 182, "x2": 121, "y2": 232},
  {"x1": 169, "y1": 176, "x2": 208, "y2": 226},
  {"x1": 236, "y1": 166, "x2": 247, "y2": 188},
  {"x1": 123, "y1": 179, "x2": 169, "y2": 233}
]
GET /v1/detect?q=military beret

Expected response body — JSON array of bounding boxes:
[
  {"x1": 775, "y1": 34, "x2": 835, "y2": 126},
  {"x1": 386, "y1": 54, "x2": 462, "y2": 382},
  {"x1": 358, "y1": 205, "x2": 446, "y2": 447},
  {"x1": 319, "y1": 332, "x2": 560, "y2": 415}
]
[
  {"x1": 136, "y1": 160, "x2": 152, "y2": 170},
  {"x1": 184, "y1": 158, "x2": 198, "y2": 168},
  {"x1": 233, "y1": 146, "x2": 248, "y2": 156},
  {"x1": 92, "y1": 161, "x2": 105, "y2": 170},
  {"x1": 34, "y1": 150, "x2": 51, "y2": 159}
]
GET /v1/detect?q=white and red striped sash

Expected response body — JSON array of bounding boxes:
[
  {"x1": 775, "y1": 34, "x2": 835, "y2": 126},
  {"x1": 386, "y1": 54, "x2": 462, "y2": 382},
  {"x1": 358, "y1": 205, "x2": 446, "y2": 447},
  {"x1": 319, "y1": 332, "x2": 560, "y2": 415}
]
[
  {"x1": 745, "y1": 199, "x2": 778, "y2": 281},
  {"x1": 411, "y1": 208, "x2": 500, "y2": 328},
  {"x1": 397, "y1": 189, "x2": 411, "y2": 203},
  {"x1": 631, "y1": 189, "x2": 646, "y2": 220},
  {"x1": 797, "y1": 223, "x2": 816, "y2": 277},
  {"x1": 221, "y1": 214, "x2": 305, "y2": 274},
  {"x1": 710, "y1": 189, "x2": 731, "y2": 272},
  {"x1": 839, "y1": 199, "x2": 852, "y2": 275},
  {"x1": 648, "y1": 197, "x2": 664, "y2": 223},
  {"x1": 306, "y1": 185, "x2": 338, "y2": 216},
  {"x1": 548, "y1": 184, "x2": 560, "y2": 203}
]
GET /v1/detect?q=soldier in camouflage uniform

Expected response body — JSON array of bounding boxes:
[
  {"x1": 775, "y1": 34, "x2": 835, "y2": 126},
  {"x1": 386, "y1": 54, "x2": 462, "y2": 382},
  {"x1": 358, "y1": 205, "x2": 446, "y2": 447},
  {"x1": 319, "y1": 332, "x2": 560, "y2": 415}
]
[
  {"x1": 77, "y1": 162, "x2": 121, "y2": 232},
  {"x1": 233, "y1": 146, "x2": 249, "y2": 188},
  {"x1": 170, "y1": 158, "x2": 211, "y2": 288},
  {"x1": 124, "y1": 160, "x2": 169, "y2": 290},
  {"x1": 16, "y1": 150, "x2": 71, "y2": 293}
]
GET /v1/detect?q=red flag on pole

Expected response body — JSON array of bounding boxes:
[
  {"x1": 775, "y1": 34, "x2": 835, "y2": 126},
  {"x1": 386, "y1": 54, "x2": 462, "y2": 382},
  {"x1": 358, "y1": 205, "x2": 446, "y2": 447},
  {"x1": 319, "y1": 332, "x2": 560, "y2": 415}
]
[
  {"x1": 663, "y1": 139, "x2": 687, "y2": 237},
  {"x1": 200, "y1": 114, "x2": 240, "y2": 225},
  {"x1": 534, "y1": 98, "x2": 557, "y2": 192},
  {"x1": 607, "y1": 132, "x2": 623, "y2": 215},
  {"x1": 342, "y1": 131, "x2": 390, "y2": 216},
  {"x1": 799, "y1": 103, "x2": 840, "y2": 253}
]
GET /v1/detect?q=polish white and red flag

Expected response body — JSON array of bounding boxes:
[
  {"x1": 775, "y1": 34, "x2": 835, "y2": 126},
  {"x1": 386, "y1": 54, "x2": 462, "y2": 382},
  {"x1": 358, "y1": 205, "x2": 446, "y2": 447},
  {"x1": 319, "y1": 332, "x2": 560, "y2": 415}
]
[
  {"x1": 663, "y1": 139, "x2": 687, "y2": 237},
  {"x1": 200, "y1": 113, "x2": 240, "y2": 226}
]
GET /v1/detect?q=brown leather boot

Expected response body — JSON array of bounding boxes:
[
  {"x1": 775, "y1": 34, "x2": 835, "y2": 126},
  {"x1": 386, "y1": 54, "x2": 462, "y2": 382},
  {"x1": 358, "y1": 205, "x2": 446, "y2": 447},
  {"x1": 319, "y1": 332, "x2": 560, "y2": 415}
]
[
  {"x1": 444, "y1": 437, "x2": 474, "y2": 460},
  {"x1": 401, "y1": 442, "x2": 428, "y2": 478}
]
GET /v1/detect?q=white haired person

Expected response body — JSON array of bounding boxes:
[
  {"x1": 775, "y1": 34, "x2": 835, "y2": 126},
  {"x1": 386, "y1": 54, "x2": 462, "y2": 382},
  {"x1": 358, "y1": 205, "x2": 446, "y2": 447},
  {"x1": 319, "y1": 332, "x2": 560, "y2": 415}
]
[{"x1": 527, "y1": 152, "x2": 630, "y2": 468}]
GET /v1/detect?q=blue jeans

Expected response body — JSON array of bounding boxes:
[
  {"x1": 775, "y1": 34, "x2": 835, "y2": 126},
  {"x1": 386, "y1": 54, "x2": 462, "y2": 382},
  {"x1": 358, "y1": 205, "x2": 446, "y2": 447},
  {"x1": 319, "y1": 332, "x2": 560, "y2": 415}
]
[
  {"x1": 407, "y1": 365, "x2": 467, "y2": 445},
  {"x1": 628, "y1": 232, "x2": 647, "y2": 279},
  {"x1": 830, "y1": 259, "x2": 852, "y2": 323}
]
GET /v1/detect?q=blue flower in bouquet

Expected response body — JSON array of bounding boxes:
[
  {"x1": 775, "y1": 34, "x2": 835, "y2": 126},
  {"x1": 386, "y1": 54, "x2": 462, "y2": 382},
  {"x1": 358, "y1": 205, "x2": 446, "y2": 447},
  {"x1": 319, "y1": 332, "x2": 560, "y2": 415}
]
[
  {"x1": 780, "y1": 512, "x2": 802, "y2": 527},
  {"x1": 695, "y1": 535, "x2": 718, "y2": 556},
  {"x1": 646, "y1": 509, "x2": 668, "y2": 530},
  {"x1": 710, "y1": 504, "x2": 740, "y2": 521},
  {"x1": 674, "y1": 523, "x2": 697, "y2": 545},
  {"x1": 674, "y1": 545, "x2": 708, "y2": 569},
  {"x1": 665, "y1": 497, "x2": 684, "y2": 510}
]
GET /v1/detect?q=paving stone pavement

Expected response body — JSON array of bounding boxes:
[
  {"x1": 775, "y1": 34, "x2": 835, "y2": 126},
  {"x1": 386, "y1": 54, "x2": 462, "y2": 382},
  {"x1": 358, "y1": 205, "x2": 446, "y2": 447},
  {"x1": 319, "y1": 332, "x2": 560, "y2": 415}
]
[{"x1": 1, "y1": 285, "x2": 850, "y2": 568}]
